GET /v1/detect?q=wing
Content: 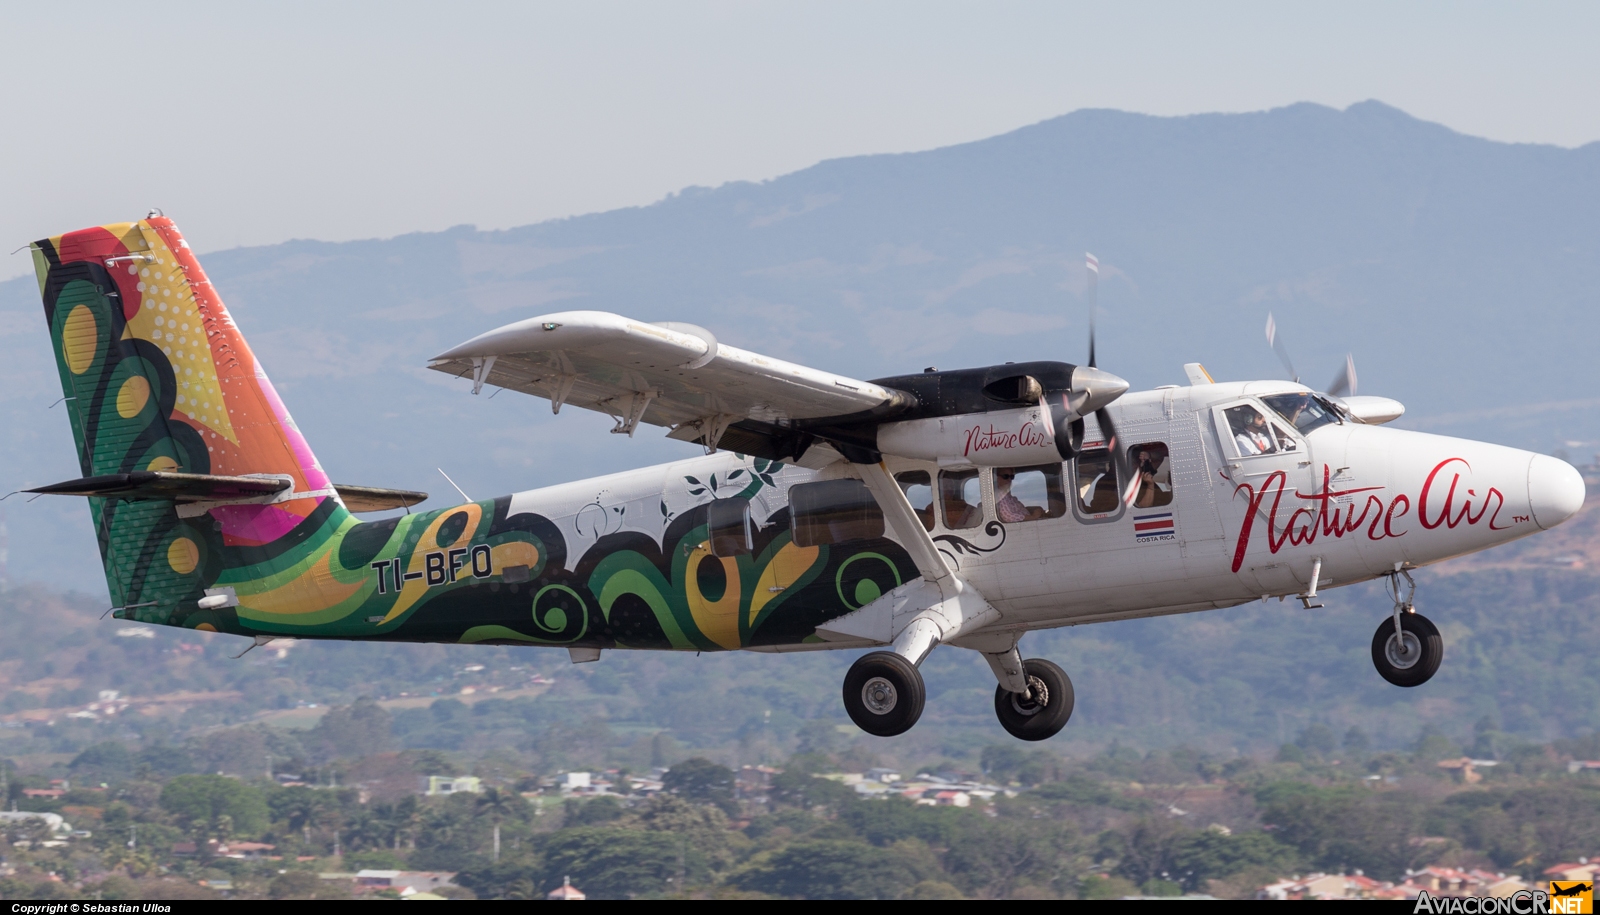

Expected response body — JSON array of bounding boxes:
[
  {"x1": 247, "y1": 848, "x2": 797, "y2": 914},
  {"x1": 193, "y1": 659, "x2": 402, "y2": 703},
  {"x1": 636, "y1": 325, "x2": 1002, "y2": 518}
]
[{"x1": 430, "y1": 310, "x2": 914, "y2": 459}]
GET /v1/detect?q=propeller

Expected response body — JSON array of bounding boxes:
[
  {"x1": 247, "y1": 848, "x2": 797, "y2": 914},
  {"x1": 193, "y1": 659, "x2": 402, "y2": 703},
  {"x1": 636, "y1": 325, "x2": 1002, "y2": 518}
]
[
  {"x1": 1080, "y1": 253, "x2": 1139, "y2": 506},
  {"x1": 1264, "y1": 312, "x2": 1358, "y2": 398}
]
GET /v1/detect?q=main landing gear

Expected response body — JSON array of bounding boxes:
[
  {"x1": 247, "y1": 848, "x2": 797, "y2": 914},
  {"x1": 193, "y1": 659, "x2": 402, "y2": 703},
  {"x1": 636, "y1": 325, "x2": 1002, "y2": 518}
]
[
  {"x1": 843, "y1": 652, "x2": 926, "y2": 737},
  {"x1": 1371, "y1": 569, "x2": 1443, "y2": 687},
  {"x1": 993, "y1": 658, "x2": 1075, "y2": 741},
  {"x1": 842, "y1": 646, "x2": 1075, "y2": 740}
]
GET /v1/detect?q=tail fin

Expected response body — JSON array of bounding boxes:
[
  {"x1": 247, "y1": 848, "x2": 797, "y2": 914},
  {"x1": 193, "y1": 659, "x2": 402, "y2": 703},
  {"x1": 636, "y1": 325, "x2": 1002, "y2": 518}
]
[{"x1": 33, "y1": 216, "x2": 344, "y2": 617}]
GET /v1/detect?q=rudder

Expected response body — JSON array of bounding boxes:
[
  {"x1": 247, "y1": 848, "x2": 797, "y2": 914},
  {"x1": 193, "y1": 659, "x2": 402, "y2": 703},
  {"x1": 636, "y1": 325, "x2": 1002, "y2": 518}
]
[{"x1": 32, "y1": 215, "x2": 345, "y2": 620}]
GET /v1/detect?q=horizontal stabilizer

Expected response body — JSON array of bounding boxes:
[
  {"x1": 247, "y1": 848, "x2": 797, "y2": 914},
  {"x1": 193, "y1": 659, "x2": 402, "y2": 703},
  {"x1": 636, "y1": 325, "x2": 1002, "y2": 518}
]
[
  {"x1": 27, "y1": 471, "x2": 290, "y2": 502},
  {"x1": 27, "y1": 473, "x2": 428, "y2": 513},
  {"x1": 331, "y1": 485, "x2": 430, "y2": 513}
]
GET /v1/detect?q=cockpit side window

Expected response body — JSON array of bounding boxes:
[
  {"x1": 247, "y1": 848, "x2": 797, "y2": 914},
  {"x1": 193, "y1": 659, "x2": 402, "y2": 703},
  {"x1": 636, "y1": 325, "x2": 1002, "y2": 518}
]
[
  {"x1": 1225, "y1": 404, "x2": 1278, "y2": 457},
  {"x1": 1261, "y1": 392, "x2": 1340, "y2": 436}
]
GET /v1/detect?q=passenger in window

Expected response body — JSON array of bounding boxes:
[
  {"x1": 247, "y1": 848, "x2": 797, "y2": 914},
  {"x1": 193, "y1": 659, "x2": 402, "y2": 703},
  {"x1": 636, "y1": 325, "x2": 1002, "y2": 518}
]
[
  {"x1": 1130, "y1": 445, "x2": 1173, "y2": 509},
  {"x1": 1227, "y1": 406, "x2": 1275, "y2": 456},
  {"x1": 1074, "y1": 450, "x2": 1120, "y2": 514},
  {"x1": 995, "y1": 469, "x2": 1042, "y2": 523},
  {"x1": 996, "y1": 465, "x2": 1066, "y2": 522},
  {"x1": 939, "y1": 469, "x2": 983, "y2": 529}
]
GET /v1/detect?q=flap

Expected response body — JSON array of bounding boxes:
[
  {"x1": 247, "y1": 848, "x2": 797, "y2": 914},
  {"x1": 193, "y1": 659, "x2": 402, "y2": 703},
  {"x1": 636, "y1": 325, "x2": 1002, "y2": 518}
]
[
  {"x1": 429, "y1": 311, "x2": 914, "y2": 441},
  {"x1": 333, "y1": 484, "x2": 430, "y2": 513},
  {"x1": 27, "y1": 471, "x2": 290, "y2": 502}
]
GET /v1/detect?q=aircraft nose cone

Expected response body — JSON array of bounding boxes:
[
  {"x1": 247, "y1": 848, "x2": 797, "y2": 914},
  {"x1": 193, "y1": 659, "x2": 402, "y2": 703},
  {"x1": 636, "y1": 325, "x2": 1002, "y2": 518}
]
[
  {"x1": 1528, "y1": 453, "x2": 1586, "y2": 530},
  {"x1": 1072, "y1": 366, "x2": 1131, "y2": 414}
]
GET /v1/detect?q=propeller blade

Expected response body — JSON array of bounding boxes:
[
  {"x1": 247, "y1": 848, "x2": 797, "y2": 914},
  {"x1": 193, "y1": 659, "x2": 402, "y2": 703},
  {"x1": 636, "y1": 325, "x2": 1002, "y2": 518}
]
[
  {"x1": 1326, "y1": 353, "x2": 1358, "y2": 398},
  {"x1": 1264, "y1": 312, "x2": 1299, "y2": 384},
  {"x1": 1086, "y1": 252, "x2": 1099, "y2": 368},
  {"x1": 1095, "y1": 406, "x2": 1139, "y2": 507}
]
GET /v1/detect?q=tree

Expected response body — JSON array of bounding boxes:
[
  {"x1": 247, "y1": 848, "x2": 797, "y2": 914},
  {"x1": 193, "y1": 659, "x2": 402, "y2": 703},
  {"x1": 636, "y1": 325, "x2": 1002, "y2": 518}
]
[
  {"x1": 474, "y1": 787, "x2": 524, "y2": 863},
  {"x1": 662, "y1": 757, "x2": 735, "y2": 813},
  {"x1": 69, "y1": 741, "x2": 133, "y2": 783},
  {"x1": 538, "y1": 827, "x2": 706, "y2": 899},
  {"x1": 735, "y1": 839, "x2": 926, "y2": 899},
  {"x1": 159, "y1": 775, "x2": 267, "y2": 847},
  {"x1": 308, "y1": 697, "x2": 394, "y2": 761},
  {"x1": 1169, "y1": 829, "x2": 1297, "y2": 892}
]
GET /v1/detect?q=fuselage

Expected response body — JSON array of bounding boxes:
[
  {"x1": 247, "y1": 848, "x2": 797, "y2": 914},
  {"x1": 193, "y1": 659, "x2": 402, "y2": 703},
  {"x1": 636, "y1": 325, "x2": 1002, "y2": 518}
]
[{"x1": 226, "y1": 379, "x2": 1579, "y2": 652}]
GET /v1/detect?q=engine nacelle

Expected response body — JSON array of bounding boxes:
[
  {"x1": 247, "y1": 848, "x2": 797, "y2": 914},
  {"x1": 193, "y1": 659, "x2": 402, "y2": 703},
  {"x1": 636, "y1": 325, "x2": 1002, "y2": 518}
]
[{"x1": 877, "y1": 404, "x2": 1073, "y2": 466}]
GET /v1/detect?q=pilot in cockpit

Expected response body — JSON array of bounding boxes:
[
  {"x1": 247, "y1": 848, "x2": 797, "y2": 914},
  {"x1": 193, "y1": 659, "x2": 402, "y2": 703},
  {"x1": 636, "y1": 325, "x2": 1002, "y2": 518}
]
[{"x1": 1227, "y1": 406, "x2": 1275, "y2": 456}]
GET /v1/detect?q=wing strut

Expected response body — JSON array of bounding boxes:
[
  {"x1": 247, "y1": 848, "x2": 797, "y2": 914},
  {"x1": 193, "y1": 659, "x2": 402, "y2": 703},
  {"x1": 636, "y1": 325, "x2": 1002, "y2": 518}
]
[{"x1": 816, "y1": 463, "x2": 1000, "y2": 667}]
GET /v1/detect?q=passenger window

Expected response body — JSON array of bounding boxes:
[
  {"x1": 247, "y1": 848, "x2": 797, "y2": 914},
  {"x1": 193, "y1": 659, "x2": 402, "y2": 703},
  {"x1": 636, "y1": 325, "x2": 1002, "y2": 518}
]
[
  {"x1": 939, "y1": 469, "x2": 983, "y2": 530},
  {"x1": 995, "y1": 464, "x2": 1066, "y2": 523},
  {"x1": 895, "y1": 470, "x2": 935, "y2": 532},
  {"x1": 1073, "y1": 449, "x2": 1121, "y2": 515},
  {"x1": 1224, "y1": 404, "x2": 1278, "y2": 457},
  {"x1": 708, "y1": 498, "x2": 753, "y2": 557},
  {"x1": 790, "y1": 479, "x2": 885, "y2": 547},
  {"x1": 1127, "y1": 443, "x2": 1173, "y2": 509}
]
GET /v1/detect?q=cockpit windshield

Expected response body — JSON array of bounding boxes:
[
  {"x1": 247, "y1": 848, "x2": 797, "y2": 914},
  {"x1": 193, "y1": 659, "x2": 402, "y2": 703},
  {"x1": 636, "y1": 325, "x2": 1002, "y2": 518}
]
[{"x1": 1261, "y1": 393, "x2": 1341, "y2": 435}]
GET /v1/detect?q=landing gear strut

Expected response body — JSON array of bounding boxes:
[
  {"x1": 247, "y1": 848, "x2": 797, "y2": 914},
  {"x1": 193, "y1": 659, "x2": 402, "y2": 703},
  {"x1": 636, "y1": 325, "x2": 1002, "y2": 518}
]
[
  {"x1": 994, "y1": 658, "x2": 1075, "y2": 741},
  {"x1": 843, "y1": 651, "x2": 926, "y2": 737},
  {"x1": 1371, "y1": 569, "x2": 1442, "y2": 687}
]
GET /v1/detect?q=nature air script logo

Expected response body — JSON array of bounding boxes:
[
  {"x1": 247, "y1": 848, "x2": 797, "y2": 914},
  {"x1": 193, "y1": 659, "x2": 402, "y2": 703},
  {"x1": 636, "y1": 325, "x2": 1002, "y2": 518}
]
[
  {"x1": 1550, "y1": 882, "x2": 1593, "y2": 915},
  {"x1": 1228, "y1": 458, "x2": 1526, "y2": 573},
  {"x1": 963, "y1": 420, "x2": 1051, "y2": 457}
]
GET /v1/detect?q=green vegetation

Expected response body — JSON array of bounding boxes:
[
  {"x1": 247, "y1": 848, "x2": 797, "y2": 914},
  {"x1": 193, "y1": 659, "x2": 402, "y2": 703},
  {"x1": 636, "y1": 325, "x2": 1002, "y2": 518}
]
[{"x1": 0, "y1": 553, "x2": 1594, "y2": 898}]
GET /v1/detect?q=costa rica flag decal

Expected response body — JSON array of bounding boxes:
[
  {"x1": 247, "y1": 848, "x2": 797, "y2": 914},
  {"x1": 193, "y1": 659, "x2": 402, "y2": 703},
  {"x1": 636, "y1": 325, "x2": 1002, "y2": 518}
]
[{"x1": 1133, "y1": 512, "x2": 1176, "y2": 543}]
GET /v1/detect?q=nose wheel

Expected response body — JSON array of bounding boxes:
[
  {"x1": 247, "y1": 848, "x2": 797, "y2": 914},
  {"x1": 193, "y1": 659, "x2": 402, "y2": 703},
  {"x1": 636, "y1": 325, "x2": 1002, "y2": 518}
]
[
  {"x1": 1371, "y1": 570, "x2": 1443, "y2": 687},
  {"x1": 843, "y1": 651, "x2": 926, "y2": 737},
  {"x1": 994, "y1": 658, "x2": 1075, "y2": 741}
]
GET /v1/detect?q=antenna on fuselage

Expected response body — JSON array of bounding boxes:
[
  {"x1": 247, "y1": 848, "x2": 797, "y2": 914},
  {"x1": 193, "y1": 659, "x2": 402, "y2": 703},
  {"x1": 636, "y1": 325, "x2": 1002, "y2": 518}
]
[{"x1": 437, "y1": 468, "x2": 472, "y2": 503}]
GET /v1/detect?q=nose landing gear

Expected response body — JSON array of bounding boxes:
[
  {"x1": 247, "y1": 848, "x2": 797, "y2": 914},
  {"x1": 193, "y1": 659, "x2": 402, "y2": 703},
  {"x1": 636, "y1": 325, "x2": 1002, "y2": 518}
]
[{"x1": 1371, "y1": 569, "x2": 1443, "y2": 687}]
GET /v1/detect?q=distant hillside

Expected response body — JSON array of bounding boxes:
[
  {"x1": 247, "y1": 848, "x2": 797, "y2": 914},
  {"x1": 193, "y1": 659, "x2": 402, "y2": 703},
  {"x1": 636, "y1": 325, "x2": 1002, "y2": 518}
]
[{"x1": 3, "y1": 100, "x2": 1600, "y2": 585}]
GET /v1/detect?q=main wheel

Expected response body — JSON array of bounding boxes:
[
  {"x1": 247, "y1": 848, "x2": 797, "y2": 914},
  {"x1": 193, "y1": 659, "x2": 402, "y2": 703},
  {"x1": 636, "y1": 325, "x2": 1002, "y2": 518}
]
[
  {"x1": 994, "y1": 658, "x2": 1075, "y2": 741},
  {"x1": 843, "y1": 651, "x2": 926, "y2": 737},
  {"x1": 1370, "y1": 612, "x2": 1443, "y2": 687}
]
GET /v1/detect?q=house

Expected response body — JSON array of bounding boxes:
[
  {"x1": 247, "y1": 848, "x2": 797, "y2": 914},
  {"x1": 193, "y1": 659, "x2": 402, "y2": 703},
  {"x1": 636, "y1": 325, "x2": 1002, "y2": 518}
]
[
  {"x1": 1436, "y1": 758, "x2": 1499, "y2": 784},
  {"x1": 424, "y1": 776, "x2": 481, "y2": 796},
  {"x1": 864, "y1": 768, "x2": 902, "y2": 784},
  {"x1": 21, "y1": 789, "x2": 64, "y2": 800},
  {"x1": 0, "y1": 811, "x2": 70, "y2": 838},
  {"x1": 1543, "y1": 859, "x2": 1597, "y2": 883},
  {"x1": 930, "y1": 791, "x2": 970, "y2": 807},
  {"x1": 356, "y1": 870, "x2": 457, "y2": 893},
  {"x1": 222, "y1": 841, "x2": 277, "y2": 859},
  {"x1": 557, "y1": 772, "x2": 591, "y2": 792},
  {"x1": 548, "y1": 876, "x2": 585, "y2": 900}
]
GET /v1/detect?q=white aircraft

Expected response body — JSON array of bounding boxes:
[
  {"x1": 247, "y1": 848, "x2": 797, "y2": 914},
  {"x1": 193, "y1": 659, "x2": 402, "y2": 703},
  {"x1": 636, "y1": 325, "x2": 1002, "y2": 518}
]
[{"x1": 29, "y1": 220, "x2": 1586, "y2": 741}]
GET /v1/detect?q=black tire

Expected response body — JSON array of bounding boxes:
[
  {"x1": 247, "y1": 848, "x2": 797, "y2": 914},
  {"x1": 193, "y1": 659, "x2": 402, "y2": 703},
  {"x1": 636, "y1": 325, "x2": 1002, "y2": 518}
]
[
  {"x1": 1370, "y1": 612, "x2": 1443, "y2": 687},
  {"x1": 842, "y1": 651, "x2": 926, "y2": 737},
  {"x1": 994, "y1": 658, "x2": 1075, "y2": 741}
]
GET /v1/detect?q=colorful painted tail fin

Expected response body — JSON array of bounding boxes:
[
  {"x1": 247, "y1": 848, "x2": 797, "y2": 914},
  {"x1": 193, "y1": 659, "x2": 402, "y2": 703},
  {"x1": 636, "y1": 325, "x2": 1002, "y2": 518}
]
[{"x1": 32, "y1": 216, "x2": 345, "y2": 616}]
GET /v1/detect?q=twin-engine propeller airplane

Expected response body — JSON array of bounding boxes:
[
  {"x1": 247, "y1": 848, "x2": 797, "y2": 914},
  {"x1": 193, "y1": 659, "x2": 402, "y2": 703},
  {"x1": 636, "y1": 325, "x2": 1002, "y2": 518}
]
[{"x1": 24, "y1": 216, "x2": 1587, "y2": 740}]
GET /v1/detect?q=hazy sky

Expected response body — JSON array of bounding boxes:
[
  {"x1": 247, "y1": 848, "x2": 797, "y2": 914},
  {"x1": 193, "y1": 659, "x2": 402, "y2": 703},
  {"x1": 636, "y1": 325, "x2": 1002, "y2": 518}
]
[{"x1": 4, "y1": 1, "x2": 1598, "y2": 281}]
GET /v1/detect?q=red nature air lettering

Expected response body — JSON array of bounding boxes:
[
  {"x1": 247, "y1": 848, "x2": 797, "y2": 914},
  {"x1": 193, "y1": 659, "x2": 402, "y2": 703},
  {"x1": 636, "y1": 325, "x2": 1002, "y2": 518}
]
[
  {"x1": 964, "y1": 421, "x2": 1050, "y2": 457},
  {"x1": 1228, "y1": 459, "x2": 1510, "y2": 573}
]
